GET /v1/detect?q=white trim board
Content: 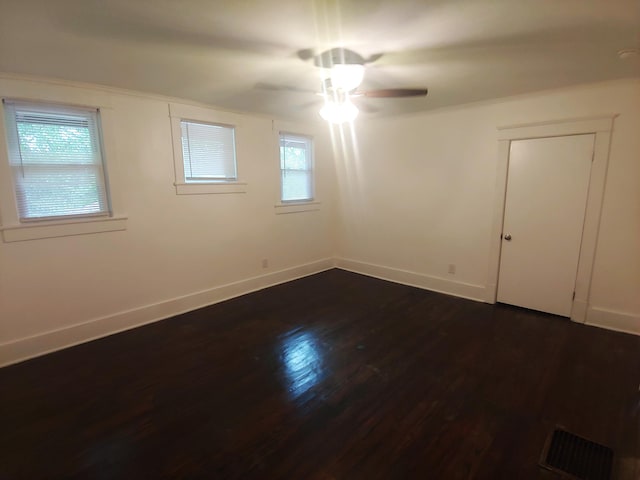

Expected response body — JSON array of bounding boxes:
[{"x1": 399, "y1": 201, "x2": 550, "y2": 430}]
[
  {"x1": 486, "y1": 114, "x2": 617, "y2": 324},
  {"x1": 496, "y1": 115, "x2": 617, "y2": 140},
  {"x1": 336, "y1": 259, "x2": 639, "y2": 337},
  {"x1": 586, "y1": 308, "x2": 640, "y2": 336},
  {"x1": 0, "y1": 258, "x2": 334, "y2": 368},
  {"x1": 1, "y1": 216, "x2": 128, "y2": 242},
  {"x1": 2, "y1": 259, "x2": 637, "y2": 368},
  {"x1": 335, "y1": 258, "x2": 486, "y2": 302}
]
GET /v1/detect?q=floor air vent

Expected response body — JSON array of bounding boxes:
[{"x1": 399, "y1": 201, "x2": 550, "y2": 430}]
[{"x1": 540, "y1": 427, "x2": 613, "y2": 480}]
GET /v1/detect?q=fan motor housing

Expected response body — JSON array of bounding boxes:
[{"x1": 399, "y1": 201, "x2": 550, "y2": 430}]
[{"x1": 314, "y1": 48, "x2": 365, "y2": 68}]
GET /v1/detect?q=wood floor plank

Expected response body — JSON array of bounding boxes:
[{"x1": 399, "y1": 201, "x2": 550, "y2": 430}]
[{"x1": 0, "y1": 269, "x2": 638, "y2": 479}]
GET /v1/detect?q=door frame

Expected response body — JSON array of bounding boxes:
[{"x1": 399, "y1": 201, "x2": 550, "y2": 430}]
[{"x1": 485, "y1": 115, "x2": 617, "y2": 323}]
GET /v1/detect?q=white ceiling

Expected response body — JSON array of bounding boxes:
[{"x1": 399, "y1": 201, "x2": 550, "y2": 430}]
[{"x1": 0, "y1": 0, "x2": 638, "y2": 120}]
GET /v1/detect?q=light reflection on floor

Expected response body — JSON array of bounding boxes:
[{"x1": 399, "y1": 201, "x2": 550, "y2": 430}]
[{"x1": 280, "y1": 330, "x2": 324, "y2": 399}]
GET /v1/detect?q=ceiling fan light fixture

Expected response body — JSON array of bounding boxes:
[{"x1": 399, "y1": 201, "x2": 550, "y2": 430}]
[
  {"x1": 319, "y1": 99, "x2": 359, "y2": 124},
  {"x1": 329, "y1": 64, "x2": 365, "y2": 92}
]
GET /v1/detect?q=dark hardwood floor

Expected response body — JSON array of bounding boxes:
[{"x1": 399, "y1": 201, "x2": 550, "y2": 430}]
[{"x1": 1, "y1": 269, "x2": 638, "y2": 479}]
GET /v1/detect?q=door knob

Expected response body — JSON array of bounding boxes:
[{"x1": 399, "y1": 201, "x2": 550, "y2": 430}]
[{"x1": 504, "y1": 234, "x2": 512, "y2": 241}]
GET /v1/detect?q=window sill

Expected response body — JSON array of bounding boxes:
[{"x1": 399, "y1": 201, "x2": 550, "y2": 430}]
[
  {"x1": 175, "y1": 182, "x2": 247, "y2": 195},
  {"x1": 1, "y1": 216, "x2": 128, "y2": 242},
  {"x1": 274, "y1": 201, "x2": 321, "y2": 215}
]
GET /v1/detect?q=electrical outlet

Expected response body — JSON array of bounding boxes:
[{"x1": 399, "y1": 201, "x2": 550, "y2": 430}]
[
  {"x1": 262, "y1": 259, "x2": 268, "y2": 269},
  {"x1": 448, "y1": 264, "x2": 456, "y2": 275}
]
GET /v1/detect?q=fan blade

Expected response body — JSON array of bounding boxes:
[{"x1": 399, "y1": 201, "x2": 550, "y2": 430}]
[
  {"x1": 300, "y1": 99, "x2": 323, "y2": 110},
  {"x1": 353, "y1": 101, "x2": 380, "y2": 114},
  {"x1": 364, "y1": 53, "x2": 384, "y2": 64},
  {"x1": 359, "y1": 88, "x2": 428, "y2": 98},
  {"x1": 299, "y1": 48, "x2": 383, "y2": 65},
  {"x1": 254, "y1": 82, "x2": 317, "y2": 94},
  {"x1": 296, "y1": 48, "x2": 316, "y2": 61}
]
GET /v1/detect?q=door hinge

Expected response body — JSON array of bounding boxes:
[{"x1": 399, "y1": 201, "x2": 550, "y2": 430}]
[{"x1": 572, "y1": 291, "x2": 576, "y2": 300}]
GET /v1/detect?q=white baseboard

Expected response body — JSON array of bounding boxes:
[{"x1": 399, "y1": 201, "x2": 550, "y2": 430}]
[
  {"x1": 586, "y1": 307, "x2": 640, "y2": 336},
  {"x1": 335, "y1": 258, "x2": 486, "y2": 302},
  {"x1": 570, "y1": 299, "x2": 589, "y2": 323},
  {"x1": 4, "y1": 258, "x2": 635, "y2": 368},
  {"x1": 0, "y1": 258, "x2": 334, "y2": 368}
]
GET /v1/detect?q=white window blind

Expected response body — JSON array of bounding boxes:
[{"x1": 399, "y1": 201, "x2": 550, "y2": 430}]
[
  {"x1": 180, "y1": 120, "x2": 237, "y2": 182},
  {"x1": 280, "y1": 133, "x2": 313, "y2": 202},
  {"x1": 3, "y1": 100, "x2": 110, "y2": 221}
]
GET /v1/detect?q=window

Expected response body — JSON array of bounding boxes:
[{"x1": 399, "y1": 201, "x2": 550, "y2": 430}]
[
  {"x1": 180, "y1": 120, "x2": 237, "y2": 183},
  {"x1": 169, "y1": 103, "x2": 245, "y2": 195},
  {"x1": 280, "y1": 133, "x2": 313, "y2": 202},
  {"x1": 3, "y1": 100, "x2": 110, "y2": 221}
]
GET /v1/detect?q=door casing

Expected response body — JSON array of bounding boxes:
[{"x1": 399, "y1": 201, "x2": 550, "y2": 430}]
[{"x1": 485, "y1": 115, "x2": 617, "y2": 323}]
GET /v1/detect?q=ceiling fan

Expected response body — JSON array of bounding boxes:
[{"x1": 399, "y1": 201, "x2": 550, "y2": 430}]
[
  {"x1": 309, "y1": 48, "x2": 427, "y2": 95},
  {"x1": 307, "y1": 48, "x2": 428, "y2": 123},
  {"x1": 259, "y1": 47, "x2": 428, "y2": 123}
]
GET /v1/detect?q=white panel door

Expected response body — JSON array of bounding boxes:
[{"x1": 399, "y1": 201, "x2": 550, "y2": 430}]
[{"x1": 497, "y1": 134, "x2": 594, "y2": 317}]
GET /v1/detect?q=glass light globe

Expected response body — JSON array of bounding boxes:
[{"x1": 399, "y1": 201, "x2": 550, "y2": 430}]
[
  {"x1": 329, "y1": 64, "x2": 365, "y2": 92},
  {"x1": 319, "y1": 99, "x2": 359, "y2": 124}
]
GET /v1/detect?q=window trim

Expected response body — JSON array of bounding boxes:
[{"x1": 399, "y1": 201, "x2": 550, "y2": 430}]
[
  {"x1": 1, "y1": 215, "x2": 128, "y2": 242},
  {"x1": 169, "y1": 103, "x2": 246, "y2": 195},
  {"x1": 274, "y1": 201, "x2": 321, "y2": 215},
  {"x1": 279, "y1": 131, "x2": 315, "y2": 204},
  {"x1": 3, "y1": 99, "x2": 112, "y2": 222},
  {"x1": 272, "y1": 122, "x2": 321, "y2": 215},
  {"x1": 0, "y1": 93, "x2": 127, "y2": 242}
]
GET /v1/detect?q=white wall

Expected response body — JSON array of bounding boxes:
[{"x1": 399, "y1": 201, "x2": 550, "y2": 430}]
[
  {"x1": 333, "y1": 79, "x2": 640, "y2": 333},
  {"x1": 0, "y1": 76, "x2": 337, "y2": 365},
  {"x1": 1, "y1": 76, "x2": 638, "y2": 366}
]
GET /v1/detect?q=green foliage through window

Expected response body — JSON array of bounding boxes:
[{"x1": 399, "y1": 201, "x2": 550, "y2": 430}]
[
  {"x1": 5, "y1": 102, "x2": 109, "y2": 220},
  {"x1": 280, "y1": 134, "x2": 313, "y2": 202}
]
